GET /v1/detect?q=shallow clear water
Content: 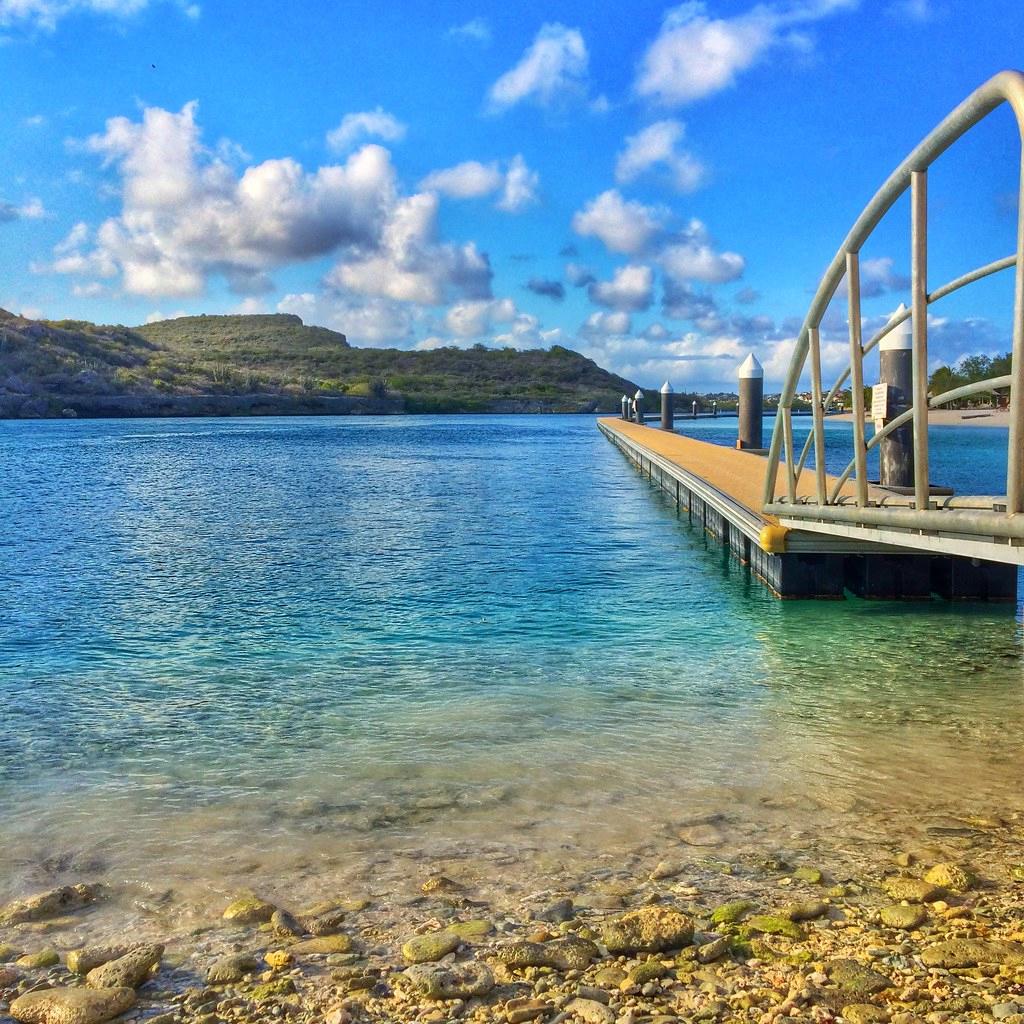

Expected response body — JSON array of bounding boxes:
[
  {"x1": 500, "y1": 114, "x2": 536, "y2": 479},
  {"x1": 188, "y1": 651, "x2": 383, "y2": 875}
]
[{"x1": 1, "y1": 414, "x2": 1022, "y2": 903}]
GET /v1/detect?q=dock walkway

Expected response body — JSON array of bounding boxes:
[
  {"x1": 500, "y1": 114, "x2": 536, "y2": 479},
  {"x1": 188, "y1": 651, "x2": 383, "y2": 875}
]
[{"x1": 598, "y1": 417, "x2": 1015, "y2": 600}]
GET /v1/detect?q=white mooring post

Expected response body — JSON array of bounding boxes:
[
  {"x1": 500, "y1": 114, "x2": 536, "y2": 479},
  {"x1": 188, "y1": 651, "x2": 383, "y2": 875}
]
[
  {"x1": 621, "y1": 394, "x2": 629, "y2": 420},
  {"x1": 660, "y1": 380, "x2": 674, "y2": 431},
  {"x1": 634, "y1": 389, "x2": 644, "y2": 424},
  {"x1": 737, "y1": 352, "x2": 764, "y2": 450},
  {"x1": 878, "y1": 304, "x2": 914, "y2": 489}
]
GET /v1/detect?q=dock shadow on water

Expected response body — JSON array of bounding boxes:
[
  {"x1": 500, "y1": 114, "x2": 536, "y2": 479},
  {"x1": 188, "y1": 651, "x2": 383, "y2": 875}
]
[{"x1": 0, "y1": 414, "x2": 1022, "y2": 938}]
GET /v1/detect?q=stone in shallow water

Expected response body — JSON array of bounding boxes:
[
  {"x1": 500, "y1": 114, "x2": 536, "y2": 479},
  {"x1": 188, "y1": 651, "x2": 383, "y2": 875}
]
[
  {"x1": 17, "y1": 950, "x2": 59, "y2": 970},
  {"x1": 536, "y1": 898, "x2": 574, "y2": 923},
  {"x1": 401, "y1": 931, "x2": 460, "y2": 964},
  {"x1": 882, "y1": 878, "x2": 942, "y2": 903},
  {"x1": 842, "y1": 1004, "x2": 890, "y2": 1024},
  {"x1": 0, "y1": 885, "x2": 98, "y2": 926},
  {"x1": 563, "y1": 997, "x2": 615, "y2": 1024},
  {"x1": 271, "y1": 909, "x2": 305, "y2": 938},
  {"x1": 745, "y1": 915, "x2": 805, "y2": 940},
  {"x1": 923, "y1": 863, "x2": 976, "y2": 892},
  {"x1": 677, "y1": 824, "x2": 725, "y2": 847},
  {"x1": 86, "y1": 945, "x2": 162, "y2": 989},
  {"x1": 879, "y1": 905, "x2": 927, "y2": 930},
  {"x1": 403, "y1": 960, "x2": 494, "y2": 999},
  {"x1": 222, "y1": 893, "x2": 276, "y2": 924},
  {"x1": 920, "y1": 939, "x2": 1024, "y2": 968},
  {"x1": 710, "y1": 900, "x2": 754, "y2": 925},
  {"x1": 792, "y1": 867, "x2": 824, "y2": 884},
  {"x1": 782, "y1": 901, "x2": 828, "y2": 922},
  {"x1": 206, "y1": 953, "x2": 261, "y2": 984},
  {"x1": 825, "y1": 960, "x2": 891, "y2": 997},
  {"x1": 289, "y1": 934, "x2": 355, "y2": 956},
  {"x1": 448, "y1": 919, "x2": 493, "y2": 941},
  {"x1": 601, "y1": 906, "x2": 694, "y2": 954},
  {"x1": 67, "y1": 947, "x2": 134, "y2": 977},
  {"x1": 10, "y1": 986, "x2": 135, "y2": 1024}
]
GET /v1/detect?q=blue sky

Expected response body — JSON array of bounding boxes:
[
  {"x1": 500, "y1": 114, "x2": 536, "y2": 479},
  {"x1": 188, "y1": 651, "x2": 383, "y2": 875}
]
[{"x1": 1, "y1": 0, "x2": 1022, "y2": 389}]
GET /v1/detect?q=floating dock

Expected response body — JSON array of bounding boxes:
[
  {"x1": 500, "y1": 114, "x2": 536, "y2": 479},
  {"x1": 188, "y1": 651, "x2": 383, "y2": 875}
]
[{"x1": 598, "y1": 418, "x2": 1017, "y2": 600}]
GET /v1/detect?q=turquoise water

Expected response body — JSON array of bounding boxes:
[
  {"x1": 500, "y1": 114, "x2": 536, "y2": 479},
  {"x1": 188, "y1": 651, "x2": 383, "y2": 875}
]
[{"x1": 1, "y1": 415, "x2": 1022, "y2": 901}]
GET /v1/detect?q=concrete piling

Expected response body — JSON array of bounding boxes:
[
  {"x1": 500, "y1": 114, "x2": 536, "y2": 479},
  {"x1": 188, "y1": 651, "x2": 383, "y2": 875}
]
[
  {"x1": 878, "y1": 304, "x2": 914, "y2": 489},
  {"x1": 737, "y1": 352, "x2": 764, "y2": 450},
  {"x1": 692, "y1": 400, "x2": 698, "y2": 419},
  {"x1": 634, "y1": 389, "x2": 644, "y2": 424},
  {"x1": 713, "y1": 400, "x2": 718, "y2": 418},
  {"x1": 660, "y1": 380, "x2": 674, "y2": 431},
  {"x1": 621, "y1": 394, "x2": 629, "y2": 420}
]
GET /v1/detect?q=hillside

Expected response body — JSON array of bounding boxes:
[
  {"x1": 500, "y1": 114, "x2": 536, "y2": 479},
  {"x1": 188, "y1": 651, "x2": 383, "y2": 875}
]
[{"x1": 0, "y1": 309, "x2": 639, "y2": 418}]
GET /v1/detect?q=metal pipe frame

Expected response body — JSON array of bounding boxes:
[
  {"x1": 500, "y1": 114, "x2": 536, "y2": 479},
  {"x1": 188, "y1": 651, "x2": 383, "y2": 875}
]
[
  {"x1": 823, "y1": 375, "x2": 1015, "y2": 504},
  {"x1": 846, "y1": 251, "x2": 869, "y2": 506},
  {"x1": 763, "y1": 70, "x2": 1024, "y2": 548},
  {"x1": 792, "y1": 253, "x2": 1017, "y2": 480}
]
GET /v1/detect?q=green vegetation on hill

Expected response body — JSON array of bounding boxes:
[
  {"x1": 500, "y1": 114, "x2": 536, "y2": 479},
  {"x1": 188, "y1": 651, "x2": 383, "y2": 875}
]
[
  {"x1": 0, "y1": 309, "x2": 639, "y2": 417},
  {"x1": 929, "y1": 352, "x2": 1012, "y2": 404}
]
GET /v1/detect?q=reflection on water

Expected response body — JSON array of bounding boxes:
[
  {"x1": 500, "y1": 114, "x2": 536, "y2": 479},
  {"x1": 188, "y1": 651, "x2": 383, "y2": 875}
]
[{"x1": 0, "y1": 415, "x2": 1021, "y2": 901}]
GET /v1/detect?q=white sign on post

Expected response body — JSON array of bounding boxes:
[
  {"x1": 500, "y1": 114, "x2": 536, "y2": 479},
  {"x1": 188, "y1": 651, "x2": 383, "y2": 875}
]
[{"x1": 871, "y1": 383, "x2": 890, "y2": 424}]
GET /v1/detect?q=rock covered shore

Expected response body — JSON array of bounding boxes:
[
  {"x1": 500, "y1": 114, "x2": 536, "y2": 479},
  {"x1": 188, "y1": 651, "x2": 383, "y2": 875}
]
[{"x1": 1, "y1": 816, "x2": 1023, "y2": 1024}]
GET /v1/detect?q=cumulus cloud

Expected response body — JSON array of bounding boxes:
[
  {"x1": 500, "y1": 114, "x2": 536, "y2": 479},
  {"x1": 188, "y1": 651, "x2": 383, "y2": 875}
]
[
  {"x1": 634, "y1": 0, "x2": 856, "y2": 107},
  {"x1": 446, "y1": 17, "x2": 491, "y2": 43},
  {"x1": 850, "y1": 256, "x2": 910, "y2": 298},
  {"x1": 572, "y1": 189, "x2": 666, "y2": 255},
  {"x1": 0, "y1": 196, "x2": 45, "y2": 222},
  {"x1": 615, "y1": 119, "x2": 707, "y2": 193},
  {"x1": 420, "y1": 160, "x2": 504, "y2": 198},
  {"x1": 50, "y1": 102, "x2": 492, "y2": 309},
  {"x1": 658, "y1": 218, "x2": 745, "y2": 284},
  {"x1": 526, "y1": 278, "x2": 565, "y2": 301},
  {"x1": 326, "y1": 108, "x2": 406, "y2": 153},
  {"x1": 419, "y1": 154, "x2": 538, "y2": 213},
  {"x1": 277, "y1": 292, "x2": 417, "y2": 347},
  {"x1": 588, "y1": 263, "x2": 654, "y2": 312},
  {"x1": 488, "y1": 23, "x2": 589, "y2": 111},
  {"x1": 496, "y1": 154, "x2": 539, "y2": 213},
  {"x1": 735, "y1": 285, "x2": 761, "y2": 304},
  {"x1": 0, "y1": 0, "x2": 197, "y2": 32},
  {"x1": 580, "y1": 310, "x2": 632, "y2": 337},
  {"x1": 565, "y1": 262, "x2": 596, "y2": 287},
  {"x1": 327, "y1": 191, "x2": 492, "y2": 306}
]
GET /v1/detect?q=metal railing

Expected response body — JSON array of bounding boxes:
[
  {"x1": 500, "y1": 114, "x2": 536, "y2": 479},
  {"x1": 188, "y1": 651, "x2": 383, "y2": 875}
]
[{"x1": 762, "y1": 70, "x2": 1024, "y2": 545}]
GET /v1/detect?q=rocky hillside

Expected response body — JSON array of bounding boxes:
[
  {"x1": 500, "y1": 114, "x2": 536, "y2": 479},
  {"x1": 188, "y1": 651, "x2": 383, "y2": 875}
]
[{"x1": 0, "y1": 310, "x2": 638, "y2": 418}]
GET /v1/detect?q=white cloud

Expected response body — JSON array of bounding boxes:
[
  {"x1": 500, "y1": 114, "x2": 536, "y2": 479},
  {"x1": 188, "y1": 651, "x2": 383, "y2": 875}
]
[
  {"x1": 446, "y1": 17, "x2": 491, "y2": 43},
  {"x1": 634, "y1": 0, "x2": 856, "y2": 107},
  {"x1": 419, "y1": 154, "x2": 538, "y2": 213},
  {"x1": 496, "y1": 154, "x2": 539, "y2": 213},
  {"x1": 0, "y1": 196, "x2": 45, "y2": 222},
  {"x1": 572, "y1": 189, "x2": 665, "y2": 255},
  {"x1": 49, "y1": 101, "x2": 490, "y2": 307},
  {"x1": 325, "y1": 107, "x2": 406, "y2": 153},
  {"x1": 0, "y1": 0, "x2": 195, "y2": 32},
  {"x1": 588, "y1": 264, "x2": 654, "y2": 312},
  {"x1": 277, "y1": 292, "x2": 416, "y2": 346},
  {"x1": 488, "y1": 23, "x2": 589, "y2": 111},
  {"x1": 580, "y1": 310, "x2": 632, "y2": 337},
  {"x1": 326, "y1": 191, "x2": 492, "y2": 306},
  {"x1": 444, "y1": 297, "x2": 517, "y2": 338},
  {"x1": 565, "y1": 262, "x2": 595, "y2": 287},
  {"x1": 420, "y1": 161, "x2": 503, "y2": 198},
  {"x1": 658, "y1": 218, "x2": 745, "y2": 284},
  {"x1": 615, "y1": 119, "x2": 707, "y2": 193}
]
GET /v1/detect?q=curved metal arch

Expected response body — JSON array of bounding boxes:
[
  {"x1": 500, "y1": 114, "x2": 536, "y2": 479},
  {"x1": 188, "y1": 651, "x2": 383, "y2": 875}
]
[{"x1": 763, "y1": 69, "x2": 1024, "y2": 510}]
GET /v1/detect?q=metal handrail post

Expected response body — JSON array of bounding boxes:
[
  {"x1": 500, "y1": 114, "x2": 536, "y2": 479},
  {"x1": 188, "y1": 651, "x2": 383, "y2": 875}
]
[
  {"x1": 846, "y1": 252, "x2": 869, "y2": 507},
  {"x1": 808, "y1": 326, "x2": 828, "y2": 504},
  {"x1": 1007, "y1": 148, "x2": 1024, "y2": 513},
  {"x1": 911, "y1": 170, "x2": 931, "y2": 510}
]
